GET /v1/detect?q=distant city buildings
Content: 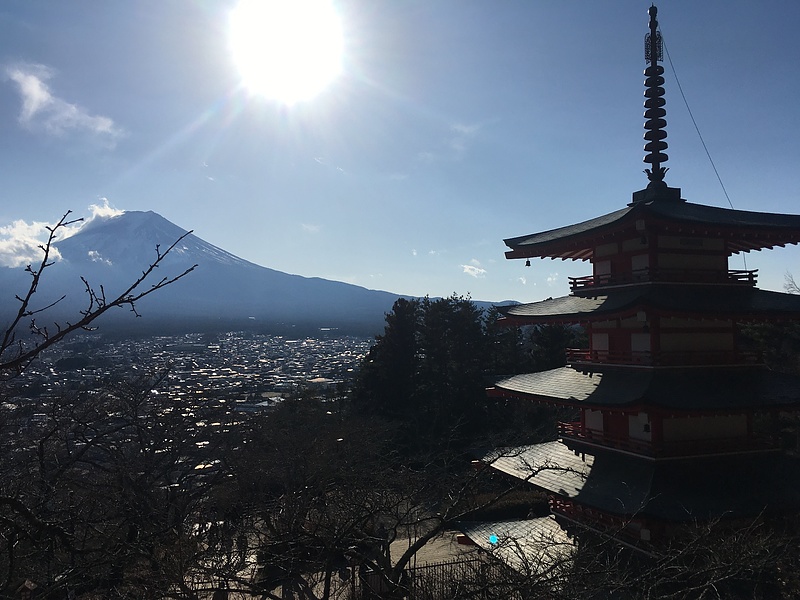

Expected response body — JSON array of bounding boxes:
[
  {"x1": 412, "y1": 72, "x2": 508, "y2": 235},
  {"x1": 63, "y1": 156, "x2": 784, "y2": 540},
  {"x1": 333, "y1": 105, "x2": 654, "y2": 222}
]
[{"x1": 7, "y1": 331, "x2": 372, "y2": 407}]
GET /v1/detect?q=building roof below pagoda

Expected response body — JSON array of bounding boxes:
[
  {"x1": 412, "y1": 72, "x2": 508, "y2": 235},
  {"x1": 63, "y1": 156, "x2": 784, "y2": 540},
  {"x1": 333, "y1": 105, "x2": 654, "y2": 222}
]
[
  {"x1": 504, "y1": 200, "x2": 800, "y2": 260},
  {"x1": 483, "y1": 440, "x2": 800, "y2": 521},
  {"x1": 457, "y1": 516, "x2": 573, "y2": 574},
  {"x1": 488, "y1": 366, "x2": 800, "y2": 411},
  {"x1": 500, "y1": 286, "x2": 800, "y2": 324}
]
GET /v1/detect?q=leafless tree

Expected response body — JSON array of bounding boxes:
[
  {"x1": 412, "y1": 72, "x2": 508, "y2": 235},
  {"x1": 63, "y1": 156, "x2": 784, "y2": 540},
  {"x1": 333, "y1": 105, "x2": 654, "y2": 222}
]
[
  {"x1": 785, "y1": 272, "x2": 800, "y2": 295},
  {"x1": 0, "y1": 371, "x2": 237, "y2": 598},
  {"x1": 0, "y1": 210, "x2": 202, "y2": 596}
]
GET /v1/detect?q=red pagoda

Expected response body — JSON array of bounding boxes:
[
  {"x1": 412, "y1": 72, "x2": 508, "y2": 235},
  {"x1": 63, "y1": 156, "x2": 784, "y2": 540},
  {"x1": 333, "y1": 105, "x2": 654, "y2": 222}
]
[{"x1": 481, "y1": 5, "x2": 800, "y2": 549}]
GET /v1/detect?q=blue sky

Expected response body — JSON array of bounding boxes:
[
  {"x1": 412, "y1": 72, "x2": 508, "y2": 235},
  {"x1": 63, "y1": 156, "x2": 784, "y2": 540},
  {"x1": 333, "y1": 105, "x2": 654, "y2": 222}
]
[{"x1": 0, "y1": 1, "x2": 799, "y2": 303}]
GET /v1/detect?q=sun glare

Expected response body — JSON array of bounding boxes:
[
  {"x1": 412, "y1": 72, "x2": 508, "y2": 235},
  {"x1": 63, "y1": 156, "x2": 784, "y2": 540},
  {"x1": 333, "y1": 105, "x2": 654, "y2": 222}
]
[{"x1": 229, "y1": 0, "x2": 343, "y2": 105}]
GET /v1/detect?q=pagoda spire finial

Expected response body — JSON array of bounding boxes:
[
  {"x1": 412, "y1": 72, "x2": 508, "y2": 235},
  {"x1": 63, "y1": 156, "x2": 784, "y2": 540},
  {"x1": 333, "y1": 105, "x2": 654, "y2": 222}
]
[
  {"x1": 643, "y1": 4, "x2": 668, "y2": 187},
  {"x1": 631, "y1": 5, "x2": 681, "y2": 204}
]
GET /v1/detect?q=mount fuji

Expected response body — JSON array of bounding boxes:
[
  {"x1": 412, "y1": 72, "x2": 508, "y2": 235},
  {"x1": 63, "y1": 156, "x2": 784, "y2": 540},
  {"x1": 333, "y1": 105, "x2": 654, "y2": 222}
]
[{"x1": 0, "y1": 211, "x2": 406, "y2": 336}]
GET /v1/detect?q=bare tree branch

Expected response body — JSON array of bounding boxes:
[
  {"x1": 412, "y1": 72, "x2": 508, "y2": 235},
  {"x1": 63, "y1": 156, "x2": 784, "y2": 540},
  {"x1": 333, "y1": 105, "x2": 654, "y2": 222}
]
[
  {"x1": 786, "y1": 271, "x2": 800, "y2": 294},
  {"x1": 0, "y1": 211, "x2": 197, "y2": 377}
]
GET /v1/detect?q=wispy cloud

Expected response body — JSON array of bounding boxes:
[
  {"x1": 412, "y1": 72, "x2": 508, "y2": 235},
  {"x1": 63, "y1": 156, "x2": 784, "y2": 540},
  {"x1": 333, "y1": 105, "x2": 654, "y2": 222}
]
[
  {"x1": 546, "y1": 272, "x2": 559, "y2": 285},
  {"x1": 412, "y1": 248, "x2": 443, "y2": 258},
  {"x1": 88, "y1": 250, "x2": 112, "y2": 266},
  {"x1": 417, "y1": 150, "x2": 437, "y2": 164},
  {"x1": 5, "y1": 63, "x2": 124, "y2": 147},
  {"x1": 87, "y1": 198, "x2": 124, "y2": 220},
  {"x1": 448, "y1": 122, "x2": 480, "y2": 157},
  {"x1": 418, "y1": 121, "x2": 482, "y2": 163},
  {"x1": 461, "y1": 258, "x2": 487, "y2": 278},
  {"x1": 0, "y1": 199, "x2": 124, "y2": 267},
  {"x1": 312, "y1": 156, "x2": 345, "y2": 174},
  {"x1": 301, "y1": 223, "x2": 321, "y2": 234}
]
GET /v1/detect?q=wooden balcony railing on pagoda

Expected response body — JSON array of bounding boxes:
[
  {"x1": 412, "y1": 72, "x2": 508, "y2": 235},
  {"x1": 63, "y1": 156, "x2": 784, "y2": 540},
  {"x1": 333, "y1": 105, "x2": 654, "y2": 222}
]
[
  {"x1": 566, "y1": 348, "x2": 760, "y2": 368},
  {"x1": 549, "y1": 496, "x2": 630, "y2": 531},
  {"x1": 549, "y1": 496, "x2": 656, "y2": 547},
  {"x1": 557, "y1": 421, "x2": 779, "y2": 458},
  {"x1": 569, "y1": 268, "x2": 757, "y2": 291}
]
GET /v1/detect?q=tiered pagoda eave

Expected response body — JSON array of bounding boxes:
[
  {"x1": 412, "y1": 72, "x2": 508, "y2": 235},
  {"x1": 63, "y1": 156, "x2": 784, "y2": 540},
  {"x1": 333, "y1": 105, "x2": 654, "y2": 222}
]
[{"x1": 504, "y1": 200, "x2": 800, "y2": 261}]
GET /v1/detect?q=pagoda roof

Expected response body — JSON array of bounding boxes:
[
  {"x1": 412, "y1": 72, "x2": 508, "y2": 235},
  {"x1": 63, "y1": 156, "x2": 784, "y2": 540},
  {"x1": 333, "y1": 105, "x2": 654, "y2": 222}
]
[
  {"x1": 504, "y1": 200, "x2": 800, "y2": 260},
  {"x1": 488, "y1": 366, "x2": 800, "y2": 411},
  {"x1": 484, "y1": 441, "x2": 800, "y2": 521},
  {"x1": 500, "y1": 286, "x2": 800, "y2": 324}
]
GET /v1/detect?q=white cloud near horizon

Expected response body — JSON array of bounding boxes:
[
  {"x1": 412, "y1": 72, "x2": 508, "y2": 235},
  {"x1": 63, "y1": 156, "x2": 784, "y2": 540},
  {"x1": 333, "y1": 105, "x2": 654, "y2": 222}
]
[
  {"x1": 5, "y1": 63, "x2": 124, "y2": 146},
  {"x1": 0, "y1": 199, "x2": 125, "y2": 267},
  {"x1": 461, "y1": 258, "x2": 486, "y2": 278},
  {"x1": 0, "y1": 219, "x2": 62, "y2": 267},
  {"x1": 301, "y1": 223, "x2": 321, "y2": 233}
]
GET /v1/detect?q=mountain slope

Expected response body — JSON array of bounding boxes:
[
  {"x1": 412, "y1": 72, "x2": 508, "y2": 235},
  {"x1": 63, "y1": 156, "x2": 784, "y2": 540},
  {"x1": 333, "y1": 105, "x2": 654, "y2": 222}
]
[{"x1": 0, "y1": 211, "x2": 404, "y2": 335}]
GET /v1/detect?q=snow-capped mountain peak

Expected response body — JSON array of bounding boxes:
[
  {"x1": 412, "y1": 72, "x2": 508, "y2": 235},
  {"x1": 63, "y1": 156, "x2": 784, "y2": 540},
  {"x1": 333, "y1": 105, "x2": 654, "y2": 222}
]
[{"x1": 56, "y1": 211, "x2": 255, "y2": 269}]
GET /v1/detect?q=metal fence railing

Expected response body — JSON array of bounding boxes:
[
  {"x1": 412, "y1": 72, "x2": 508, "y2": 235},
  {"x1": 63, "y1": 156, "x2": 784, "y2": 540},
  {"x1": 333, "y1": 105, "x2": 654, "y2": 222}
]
[{"x1": 354, "y1": 556, "x2": 523, "y2": 600}]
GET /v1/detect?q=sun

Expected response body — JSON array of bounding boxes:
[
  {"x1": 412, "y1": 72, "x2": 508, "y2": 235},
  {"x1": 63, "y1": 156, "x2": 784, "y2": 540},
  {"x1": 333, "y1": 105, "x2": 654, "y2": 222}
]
[{"x1": 228, "y1": 0, "x2": 343, "y2": 105}]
